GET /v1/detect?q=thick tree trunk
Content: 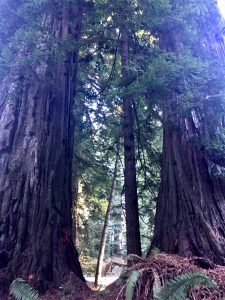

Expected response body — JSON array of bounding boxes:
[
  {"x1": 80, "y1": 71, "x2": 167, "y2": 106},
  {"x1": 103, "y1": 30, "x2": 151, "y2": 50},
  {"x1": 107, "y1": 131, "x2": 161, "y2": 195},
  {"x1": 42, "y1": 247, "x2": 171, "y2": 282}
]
[
  {"x1": 0, "y1": 1, "x2": 84, "y2": 292},
  {"x1": 150, "y1": 4, "x2": 225, "y2": 264},
  {"x1": 94, "y1": 143, "x2": 120, "y2": 287},
  {"x1": 150, "y1": 112, "x2": 225, "y2": 265},
  {"x1": 120, "y1": 31, "x2": 142, "y2": 256}
]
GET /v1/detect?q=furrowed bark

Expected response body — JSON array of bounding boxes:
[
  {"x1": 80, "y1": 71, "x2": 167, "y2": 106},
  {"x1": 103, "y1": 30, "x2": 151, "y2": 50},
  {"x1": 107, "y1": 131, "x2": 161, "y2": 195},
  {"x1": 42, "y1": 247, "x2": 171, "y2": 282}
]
[
  {"x1": 150, "y1": 3, "x2": 225, "y2": 265},
  {"x1": 150, "y1": 111, "x2": 225, "y2": 264},
  {"x1": 120, "y1": 30, "x2": 142, "y2": 257},
  {"x1": 0, "y1": 1, "x2": 84, "y2": 292}
]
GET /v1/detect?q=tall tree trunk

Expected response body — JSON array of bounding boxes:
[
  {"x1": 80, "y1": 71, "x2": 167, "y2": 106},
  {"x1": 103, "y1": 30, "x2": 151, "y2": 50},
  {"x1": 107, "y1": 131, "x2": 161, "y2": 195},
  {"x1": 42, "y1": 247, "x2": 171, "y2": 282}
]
[
  {"x1": 120, "y1": 30, "x2": 142, "y2": 256},
  {"x1": 94, "y1": 142, "x2": 120, "y2": 287},
  {"x1": 0, "y1": 1, "x2": 84, "y2": 292},
  {"x1": 150, "y1": 111, "x2": 225, "y2": 264},
  {"x1": 150, "y1": 3, "x2": 225, "y2": 265}
]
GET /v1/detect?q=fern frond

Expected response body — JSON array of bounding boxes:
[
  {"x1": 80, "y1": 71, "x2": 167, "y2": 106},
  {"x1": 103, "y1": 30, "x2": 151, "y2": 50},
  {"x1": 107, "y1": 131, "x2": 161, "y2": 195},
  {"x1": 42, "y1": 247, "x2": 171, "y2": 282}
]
[
  {"x1": 152, "y1": 269, "x2": 161, "y2": 299},
  {"x1": 125, "y1": 270, "x2": 141, "y2": 300},
  {"x1": 154, "y1": 272, "x2": 217, "y2": 300},
  {"x1": 9, "y1": 278, "x2": 40, "y2": 300}
]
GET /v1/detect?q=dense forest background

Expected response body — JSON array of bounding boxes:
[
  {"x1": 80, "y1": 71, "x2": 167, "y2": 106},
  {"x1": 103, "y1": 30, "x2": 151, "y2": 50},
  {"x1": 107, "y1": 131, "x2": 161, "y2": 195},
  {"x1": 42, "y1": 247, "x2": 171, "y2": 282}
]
[{"x1": 1, "y1": 0, "x2": 225, "y2": 299}]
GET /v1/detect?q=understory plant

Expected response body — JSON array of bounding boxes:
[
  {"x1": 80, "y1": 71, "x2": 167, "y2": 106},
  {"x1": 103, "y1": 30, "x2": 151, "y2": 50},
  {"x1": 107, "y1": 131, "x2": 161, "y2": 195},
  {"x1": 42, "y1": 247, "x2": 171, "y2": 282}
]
[
  {"x1": 9, "y1": 278, "x2": 40, "y2": 300},
  {"x1": 125, "y1": 271, "x2": 217, "y2": 300}
]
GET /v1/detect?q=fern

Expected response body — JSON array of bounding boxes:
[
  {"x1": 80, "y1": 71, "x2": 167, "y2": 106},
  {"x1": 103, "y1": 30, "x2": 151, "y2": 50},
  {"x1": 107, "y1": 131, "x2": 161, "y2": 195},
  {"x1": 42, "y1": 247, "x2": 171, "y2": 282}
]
[
  {"x1": 9, "y1": 278, "x2": 40, "y2": 300},
  {"x1": 125, "y1": 270, "x2": 141, "y2": 300},
  {"x1": 154, "y1": 272, "x2": 217, "y2": 300},
  {"x1": 151, "y1": 247, "x2": 160, "y2": 257}
]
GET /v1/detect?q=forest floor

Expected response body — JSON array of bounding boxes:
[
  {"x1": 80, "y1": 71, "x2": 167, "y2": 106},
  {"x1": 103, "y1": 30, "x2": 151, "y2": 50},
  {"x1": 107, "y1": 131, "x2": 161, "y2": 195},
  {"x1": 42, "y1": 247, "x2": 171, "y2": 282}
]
[
  {"x1": 40, "y1": 253, "x2": 225, "y2": 300},
  {"x1": 3, "y1": 253, "x2": 225, "y2": 299},
  {"x1": 85, "y1": 253, "x2": 225, "y2": 300}
]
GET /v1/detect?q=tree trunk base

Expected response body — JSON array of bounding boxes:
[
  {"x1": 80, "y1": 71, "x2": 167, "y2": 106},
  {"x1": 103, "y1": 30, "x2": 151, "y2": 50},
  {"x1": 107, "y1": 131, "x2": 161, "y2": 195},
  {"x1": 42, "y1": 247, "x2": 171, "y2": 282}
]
[
  {"x1": 100, "y1": 253, "x2": 225, "y2": 300},
  {"x1": 0, "y1": 272, "x2": 88, "y2": 299}
]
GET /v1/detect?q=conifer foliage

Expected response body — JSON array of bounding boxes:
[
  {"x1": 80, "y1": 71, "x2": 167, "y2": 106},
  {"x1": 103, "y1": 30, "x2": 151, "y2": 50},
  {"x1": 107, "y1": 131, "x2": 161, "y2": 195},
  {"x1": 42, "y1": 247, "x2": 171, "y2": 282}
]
[{"x1": 0, "y1": 0, "x2": 225, "y2": 296}]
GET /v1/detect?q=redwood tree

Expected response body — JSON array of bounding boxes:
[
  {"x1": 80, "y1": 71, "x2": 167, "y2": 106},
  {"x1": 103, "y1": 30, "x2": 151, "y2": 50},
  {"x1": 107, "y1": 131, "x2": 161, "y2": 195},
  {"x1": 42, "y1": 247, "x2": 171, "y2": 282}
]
[
  {"x1": 0, "y1": 0, "x2": 84, "y2": 291},
  {"x1": 150, "y1": 0, "x2": 225, "y2": 264},
  {"x1": 120, "y1": 28, "x2": 142, "y2": 257}
]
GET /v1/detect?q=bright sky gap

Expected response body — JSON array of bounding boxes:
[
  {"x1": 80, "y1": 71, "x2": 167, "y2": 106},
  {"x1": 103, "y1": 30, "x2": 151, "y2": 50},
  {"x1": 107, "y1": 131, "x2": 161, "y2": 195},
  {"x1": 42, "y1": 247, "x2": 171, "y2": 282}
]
[{"x1": 218, "y1": 0, "x2": 225, "y2": 18}]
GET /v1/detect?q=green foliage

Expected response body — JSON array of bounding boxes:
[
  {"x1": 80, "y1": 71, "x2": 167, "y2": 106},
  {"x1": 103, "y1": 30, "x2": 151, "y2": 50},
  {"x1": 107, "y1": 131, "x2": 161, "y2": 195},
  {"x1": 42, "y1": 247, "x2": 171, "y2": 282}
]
[
  {"x1": 10, "y1": 278, "x2": 40, "y2": 300},
  {"x1": 154, "y1": 272, "x2": 217, "y2": 300},
  {"x1": 1, "y1": 0, "x2": 225, "y2": 291},
  {"x1": 79, "y1": 254, "x2": 97, "y2": 276},
  {"x1": 0, "y1": 0, "x2": 79, "y2": 84},
  {"x1": 92, "y1": 287, "x2": 112, "y2": 299},
  {"x1": 125, "y1": 270, "x2": 217, "y2": 300},
  {"x1": 76, "y1": 0, "x2": 164, "y2": 259},
  {"x1": 151, "y1": 247, "x2": 160, "y2": 257},
  {"x1": 125, "y1": 270, "x2": 141, "y2": 300}
]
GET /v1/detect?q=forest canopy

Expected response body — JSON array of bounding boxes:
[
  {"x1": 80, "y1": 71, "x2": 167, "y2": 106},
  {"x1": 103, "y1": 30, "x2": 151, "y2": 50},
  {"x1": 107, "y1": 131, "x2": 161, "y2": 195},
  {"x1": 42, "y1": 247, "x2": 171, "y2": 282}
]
[{"x1": 0, "y1": 0, "x2": 225, "y2": 299}]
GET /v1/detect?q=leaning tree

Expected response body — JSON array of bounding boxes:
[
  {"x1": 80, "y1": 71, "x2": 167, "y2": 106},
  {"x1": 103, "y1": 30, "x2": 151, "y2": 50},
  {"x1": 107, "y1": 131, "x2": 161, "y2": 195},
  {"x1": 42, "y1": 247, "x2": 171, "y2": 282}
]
[
  {"x1": 0, "y1": 0, "x2": 84, "y2": 291},
  {"x1": 150, "y1": 0, "x2": 225, "y2": 264}
]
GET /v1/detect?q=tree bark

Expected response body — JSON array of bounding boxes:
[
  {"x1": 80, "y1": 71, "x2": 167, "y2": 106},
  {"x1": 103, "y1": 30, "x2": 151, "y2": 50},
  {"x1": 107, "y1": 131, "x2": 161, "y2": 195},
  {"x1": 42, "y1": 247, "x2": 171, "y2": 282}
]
[
  {"x1": 94, "y1": 142, "x2": 120, "y2": 287},
  {"x1": 150, "y1": 3, "x2": 225, "y2": 265},
  {"x1": 150, "y1": 111, "x2": 225, "y2": 264},
  {"x1": 120, "y1": 30, "x2": 142, "y2": 256},
  {"x1": 0, "y1": 1, "x2": 84, "y2": 292}
]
